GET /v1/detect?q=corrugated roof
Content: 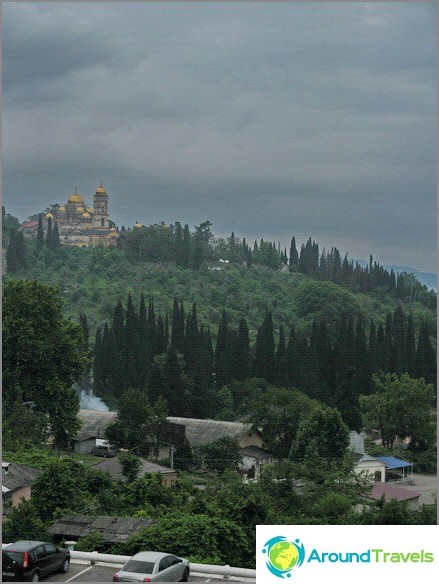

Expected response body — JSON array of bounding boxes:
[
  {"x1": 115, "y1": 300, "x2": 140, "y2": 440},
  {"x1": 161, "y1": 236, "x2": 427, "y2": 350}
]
[
  {"x1": 166, "y1": 417, "x2": 258, "y2": 448},
  {"x1": 377, "y1": 456, "x2": 412, "y2": 469},
  {"x1": 75, "y1": 410, "x2": 118, "y2": 441},
  {"x1": 2, "y1": 462, "x2": 42, "y2": 492},
  {"x1": 48, "y1": 514, "x2": 158, "y2": 543},
  {"x1": 93, "y1": 457, "x2": 176, "y2": 481},
  {"x1": 366, "y1": 483, "x2": 421, "y2": 502},
  {"x1": 349, "y1": 431, "x2": 365, "y2": 454}
]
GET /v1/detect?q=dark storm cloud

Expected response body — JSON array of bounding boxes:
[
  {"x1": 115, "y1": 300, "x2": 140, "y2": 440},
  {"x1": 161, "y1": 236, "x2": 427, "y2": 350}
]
[{"x1": 2, "y1": 2, "x2": 436, "y2": 271}]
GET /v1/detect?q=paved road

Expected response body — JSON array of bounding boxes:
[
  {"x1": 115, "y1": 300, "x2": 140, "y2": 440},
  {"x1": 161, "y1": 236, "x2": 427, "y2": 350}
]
[
  {"x1": 43, "y1": 562, "x2": 255, "y2": 582},
  {"x1": 402, "y1": 473, "x2": 437, "y2": 505}
]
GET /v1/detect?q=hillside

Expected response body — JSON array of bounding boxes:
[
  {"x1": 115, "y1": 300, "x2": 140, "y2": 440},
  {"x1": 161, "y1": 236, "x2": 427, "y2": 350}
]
[{"x1": 3, "y1": 243, "x2": 436, "y2": 345}]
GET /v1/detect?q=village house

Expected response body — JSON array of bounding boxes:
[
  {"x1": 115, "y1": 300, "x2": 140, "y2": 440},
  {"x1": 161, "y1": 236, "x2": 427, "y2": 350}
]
[{"x1": 2, "y1": 461, "x2": 42, "y2": 514}]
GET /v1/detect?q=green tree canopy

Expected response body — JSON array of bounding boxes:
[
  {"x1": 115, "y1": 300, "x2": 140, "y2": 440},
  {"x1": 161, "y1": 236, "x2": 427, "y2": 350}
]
[
  {"x1": 249, "y1": 385, "x2": 318, "y2": 458},
  {"x1": 291, "y1": 404, "x2": 350, "y2": 463},
  {"x1": 2, "y1": 279, "x2": 89, "y2": 447},
  {"x1": 360, "y1": 373, "x2": 435, "y2": 449},
  {"x1": 201, "y1": 436, "x2": 242, "y2": 474}
]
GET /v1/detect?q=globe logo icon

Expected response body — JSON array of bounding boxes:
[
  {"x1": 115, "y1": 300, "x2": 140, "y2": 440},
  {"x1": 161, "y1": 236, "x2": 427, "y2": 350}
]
[{"x1": 263, "y1": 536, "x2": 305, "y2": 579}]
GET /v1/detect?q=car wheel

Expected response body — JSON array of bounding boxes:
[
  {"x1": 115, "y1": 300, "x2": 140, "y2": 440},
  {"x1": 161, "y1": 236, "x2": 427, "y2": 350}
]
[
  {"x1": 30, "y1": 571, "x2": 40, "y2": 582},
  {"x1": 60, "y1": 559, "x2": 70, "y2": 573},
  {"x1": 181, "y1": 567, "x2": 189, "y2": 582}
]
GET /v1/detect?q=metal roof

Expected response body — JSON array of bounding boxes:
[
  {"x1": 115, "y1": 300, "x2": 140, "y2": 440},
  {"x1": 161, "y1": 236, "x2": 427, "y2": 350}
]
[
  {"x1": 349, "y1": 431, "x2": 365, "y2": 454},
  {"x1": 2, "y1": 461, "x2": 42, "y2": 492},
  {"x1": 75, "y1": 410, "x2": 118, "y2": 441},
  {"x1": 92, "y1": 457, "x2": 176, "y2": 481},
  {"x1": 48, "y1": 514, "x2": 158, "y2": 543},
  {"x1": 166, "y1": 417, "x2": 258, "y2": 448},
  {"x1": 377, "y1": 456, "x2": 412, "y2": 469},
  {"x1": 366, "y1": 483, "x2": 421, "y2": 502}
]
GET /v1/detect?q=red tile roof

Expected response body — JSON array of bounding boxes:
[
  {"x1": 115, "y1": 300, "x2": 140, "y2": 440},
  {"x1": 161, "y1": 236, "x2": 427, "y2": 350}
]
[
  {"x1": 367, "y1": 483, "x2": 421, "y2": 502},
  {"x1": 22, "y1": 221, "x2": 39, "y2": 228}
]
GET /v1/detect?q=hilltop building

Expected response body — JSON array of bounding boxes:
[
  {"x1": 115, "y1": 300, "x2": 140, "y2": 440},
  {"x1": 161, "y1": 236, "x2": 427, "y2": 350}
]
[{"x1": 22, "y1": 182, "x2": 120, "y2": 248}]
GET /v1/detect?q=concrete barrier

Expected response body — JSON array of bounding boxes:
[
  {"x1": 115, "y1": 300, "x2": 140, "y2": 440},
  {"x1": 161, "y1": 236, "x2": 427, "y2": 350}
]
[{"x1": 2, "y1": 544, "x2": 256, "y2": 580}]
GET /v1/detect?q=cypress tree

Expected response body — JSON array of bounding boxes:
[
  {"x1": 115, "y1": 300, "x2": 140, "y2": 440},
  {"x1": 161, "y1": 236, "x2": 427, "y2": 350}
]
[
  {"x1": 156, "y1": 315, "x2": 166, "y2": 355},
  {"x1": 52, "y1": 222, "x2": 61, "y2": 248},
  {"x1": 113, "y1": 299, "x2": 125, "y2": 355},
  {"x1": 275, "y1": 325, "x2": 289, "y2": 387},
  {"x1": 6, "y1": 230, "x2": 19, "y2": 274},
  {"x1": 36, "y1": 214, "x2": 44, "y2": 255},
  {"x1": 384, "y1": 312, "x2": 393, "y2": 371},
  {"x1": 391, "y1": 306, "x2": 407, "y2": 375},
  {"x1": 93, "y1": 326, "x2": 103, "y2": 392},
  {"x1": 286, "y1": 325, "x2": 300, "y2": 388},
  {"x1": 375, "y1": 324, "x2": 386, "y2": 372},
  {"x1": 232, "y1": 318, "x2": 251, "y2": 381},
  {"x1": 182, "y1": 224, "x2": 191, "y2": 269},
  {"x1": 171, "y1": 298, "x2": 185, "y2": 352},
  {"x1": 79, "y1": 313, "x2": 90, "y2": 352},
  {"x1": 175, "y1": 222, "x2": 183, "y2": 267},
  {"x1": 416, "y1": 321, "x2": 436, "y2": 386},
  {"x1": 147, "y1": 298, "x2": 157, "y2": 359},
  {"x1": 46, "y1": 217, "x2": 53, "y2": 249},
  {"x1": 214, "y1": 309, "x2": 230, "y2": 388},
  {"x1": 406, "y1": 314, "x2": 416, "y2": 378}
]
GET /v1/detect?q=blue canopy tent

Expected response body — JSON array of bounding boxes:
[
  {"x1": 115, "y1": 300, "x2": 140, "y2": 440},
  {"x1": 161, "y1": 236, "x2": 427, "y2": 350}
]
[{"x1": 378, "y1": 456, "x2": 414, "y2": 483}]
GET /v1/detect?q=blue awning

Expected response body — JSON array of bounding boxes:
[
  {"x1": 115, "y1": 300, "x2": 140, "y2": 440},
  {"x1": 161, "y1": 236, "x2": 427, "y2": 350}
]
[{"x1": 378, "y1": 456, "x2": 412, "y2": 469}]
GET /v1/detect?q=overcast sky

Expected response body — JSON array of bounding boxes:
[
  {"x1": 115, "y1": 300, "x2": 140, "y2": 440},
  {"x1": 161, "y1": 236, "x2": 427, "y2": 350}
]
[{"x1": 2, "y1": 2, "x2": 436, "y2": 271}]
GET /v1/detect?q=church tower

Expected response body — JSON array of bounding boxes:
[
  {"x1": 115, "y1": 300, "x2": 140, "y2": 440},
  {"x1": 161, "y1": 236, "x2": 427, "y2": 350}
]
[{"x1": 92, "y1": 181, "x2": 109, "y2": 228}]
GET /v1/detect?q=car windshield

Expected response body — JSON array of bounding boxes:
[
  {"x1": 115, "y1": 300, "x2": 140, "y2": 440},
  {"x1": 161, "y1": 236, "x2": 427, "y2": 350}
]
[{"x1": 123, "y1": 560, "x2": 155, "y2": 574}]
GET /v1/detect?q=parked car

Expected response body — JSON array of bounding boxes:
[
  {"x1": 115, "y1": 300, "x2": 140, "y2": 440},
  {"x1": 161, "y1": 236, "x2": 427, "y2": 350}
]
[
  {"x1": 112, "y1": 551, "x2": 190, "y2": 582},
  {"x1": 91, "y1": 442, "x2": 117, "y2": 457},
  {"x1": 2, "y1": 541, "x2": 70, "y2": 582}
]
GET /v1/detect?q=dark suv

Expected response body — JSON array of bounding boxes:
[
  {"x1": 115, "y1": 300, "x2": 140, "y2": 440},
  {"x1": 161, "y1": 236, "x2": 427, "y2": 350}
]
[{"x1": 2, "y1": 541, "x2": 70, "y2": 582}]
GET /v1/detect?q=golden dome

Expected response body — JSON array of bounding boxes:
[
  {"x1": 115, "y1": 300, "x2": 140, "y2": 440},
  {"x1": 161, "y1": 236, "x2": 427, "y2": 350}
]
[
  {"x1": 86, "y1": 207, "x2": 93, "y2": 213},
  {"x1": 68, "y1": 188, "x2": 84, "y2": 204},
  {"x1": 46, "y1": 213, "x2": 54, "y2": 219},
  {"x1": 76, "y1": 205, "x2": 85, "y2": 212},
  {"x1": 82, "y1": 212, "x2": 91, "y2": 218},
  {"x1": 96, "y1": 181, "x2": 107, "y2": 194},
  {"x1": 59, "y1": 206, "x2": 66, "y2": 212},
  {"x1": 134, "y1": 221, "x2": 143, "y2": 228},
  {"x1": 82, "y1": 224, "x2": 91, "y2": 230},
  {"x1": 110, "y1": 227, "x2": 117, "y2": 231}
]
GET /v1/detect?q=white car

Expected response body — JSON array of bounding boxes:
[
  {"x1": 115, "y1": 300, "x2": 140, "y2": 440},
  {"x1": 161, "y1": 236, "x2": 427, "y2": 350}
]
[{"x1": 112, "y1": 551, "x2": 190, "y2": 582}]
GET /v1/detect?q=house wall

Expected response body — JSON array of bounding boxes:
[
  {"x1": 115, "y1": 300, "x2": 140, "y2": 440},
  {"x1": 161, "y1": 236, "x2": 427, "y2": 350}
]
[
  {"x1": 238, "y1": 429, "x2": 263, "y2": 449},
  {"x1": 74, "y1": 438, "x2": 96, "y2": 454},
  {"x1": 354, "y1": 461, "x2": 386, "y2": 482},
  {"x1": 11, "y1": 486, "x2": 32, "y2": 508}
]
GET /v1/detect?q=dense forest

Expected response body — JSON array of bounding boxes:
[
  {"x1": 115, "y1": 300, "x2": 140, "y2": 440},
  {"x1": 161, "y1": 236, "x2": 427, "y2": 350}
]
[{"x1": 3, "y1": 207, "x2": 437, "y2": 551}]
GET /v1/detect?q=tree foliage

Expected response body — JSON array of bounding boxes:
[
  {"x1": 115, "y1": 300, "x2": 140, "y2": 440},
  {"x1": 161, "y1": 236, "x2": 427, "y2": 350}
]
[
  {"x1": 360, "y1": 373, "x2": 435, "y2": 449},
  {"x1": 2, "y1": 280, "x2": 89, "y2": 447}
]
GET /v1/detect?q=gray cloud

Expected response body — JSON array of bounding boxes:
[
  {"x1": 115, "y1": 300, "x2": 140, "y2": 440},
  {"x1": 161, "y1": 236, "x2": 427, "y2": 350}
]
[{"x1": 2, "y1": 2, "x2": 436, "y2": 271}]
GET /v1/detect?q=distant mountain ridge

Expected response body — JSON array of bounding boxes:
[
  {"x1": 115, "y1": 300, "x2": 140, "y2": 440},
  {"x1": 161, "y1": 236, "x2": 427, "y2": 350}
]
[{"x1": 356, "y1": 260, "x2": 436, "y2": 291}]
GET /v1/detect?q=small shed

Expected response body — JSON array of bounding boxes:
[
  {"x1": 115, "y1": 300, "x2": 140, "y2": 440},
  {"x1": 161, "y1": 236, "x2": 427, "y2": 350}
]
[
  {"x1": 73, "y1": 410, "x2": 118, "y2": 453},
  {"x1": 377, "y1": 456, "x2": 414, "y2": 483}
]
